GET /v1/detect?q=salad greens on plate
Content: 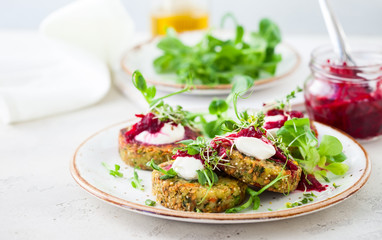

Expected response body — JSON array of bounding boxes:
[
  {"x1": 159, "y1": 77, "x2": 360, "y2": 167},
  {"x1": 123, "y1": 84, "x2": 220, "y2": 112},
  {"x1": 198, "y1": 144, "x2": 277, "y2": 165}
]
[{"x1": 153, "y1": 15, "x2": 282, "y2": 86}]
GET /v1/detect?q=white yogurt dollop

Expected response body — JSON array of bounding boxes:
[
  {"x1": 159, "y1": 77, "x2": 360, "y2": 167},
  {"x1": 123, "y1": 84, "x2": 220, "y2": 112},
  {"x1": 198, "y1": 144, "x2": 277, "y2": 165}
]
[
  {"x1": 172, "y1": 156, "x2": 204, "y2": 180},
  {"x1": 266, "y1": 128, "x2": 280, "y2": 138},
  {"x1": 234, "y1": 137, "x2": 276, "y2": 160},
  {"x1": 264, "y1": 115, "x2": 285, "y2": 123},
  {"x1": 134, "y1": 123, "x2": 185, "y2": 145}
]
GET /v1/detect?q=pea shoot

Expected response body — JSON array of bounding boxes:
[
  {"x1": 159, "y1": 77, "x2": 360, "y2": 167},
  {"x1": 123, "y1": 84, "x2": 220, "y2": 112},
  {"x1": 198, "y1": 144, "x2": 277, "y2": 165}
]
[
  {"x1": 226, "y1": 173, "x2": 287, "y2": 213},
  {"x1": 102, "y1": 162, "x2": 123, "y2": 178},
  {"x1": 131, "y1": 70, "x2": 198, "y2": 131},
  {"x1": 131, "y1": 168, "x2": 144, "y2": 190},
  {"x1": 196, "y1": 168, "x2": 219, "y2": 204},
  {"x1": 146, "y1": 159, "x2": 177, "y2": 180},
  {"x1": 145, "y1": 199, "x2": 156, "y2": 206}
]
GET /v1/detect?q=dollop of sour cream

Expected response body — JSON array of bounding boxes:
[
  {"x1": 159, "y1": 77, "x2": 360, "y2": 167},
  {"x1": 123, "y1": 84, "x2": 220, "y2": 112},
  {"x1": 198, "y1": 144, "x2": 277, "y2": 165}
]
[
  {"x1": 266, "y1": 128, "x2": 280, "y2": 138},
  {"x1": 234, "y1": 137, "x2": 276, "y2": 160},
  {"x1": 172, "y1": 156, "x2": 204, "y2": 180},
  {"x1": 134, "y1": 123, "x2": 185, "y2": 145},
  {"x1": 264, "y1": 115, "x2": 285, "y2": 123}
]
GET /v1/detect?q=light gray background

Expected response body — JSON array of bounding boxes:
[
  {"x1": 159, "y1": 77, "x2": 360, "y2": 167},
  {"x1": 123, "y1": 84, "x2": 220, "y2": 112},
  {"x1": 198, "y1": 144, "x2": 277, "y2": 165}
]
[{"x1": 0, "y1": 0, "x2": 381, "y2": 35}]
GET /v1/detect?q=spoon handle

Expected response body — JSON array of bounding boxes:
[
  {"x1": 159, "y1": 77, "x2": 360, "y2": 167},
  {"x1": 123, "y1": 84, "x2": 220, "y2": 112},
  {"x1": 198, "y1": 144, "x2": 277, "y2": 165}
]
[{"x1": 319, "y1": 0, "x2": 355, "y2": 65}]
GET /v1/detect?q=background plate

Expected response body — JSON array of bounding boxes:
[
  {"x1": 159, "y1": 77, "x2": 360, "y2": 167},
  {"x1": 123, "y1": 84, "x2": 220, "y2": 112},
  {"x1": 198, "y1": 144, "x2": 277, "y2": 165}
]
[
  {"x1": 120, "y1": 30, "x2": 300, "y2": 95},
  {"x1": 71, "y1": 120, "x2": 370, "y2": 224}
]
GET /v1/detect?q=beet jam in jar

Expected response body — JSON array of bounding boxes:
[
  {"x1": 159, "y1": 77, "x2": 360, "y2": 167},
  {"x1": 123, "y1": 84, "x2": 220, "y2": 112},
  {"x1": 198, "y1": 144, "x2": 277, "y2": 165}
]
[{"x1": 304, "y1": 45, "x2": 382, "y2": 140}]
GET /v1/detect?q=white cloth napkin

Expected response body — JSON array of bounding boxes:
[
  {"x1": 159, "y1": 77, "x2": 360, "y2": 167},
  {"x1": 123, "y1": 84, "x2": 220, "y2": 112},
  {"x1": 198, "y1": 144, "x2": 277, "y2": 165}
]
[
  {"x1": 0, "y1": 31, "x2": 110, "y2": 124},
  {"x1": 40, "y1": 0, "x2": 135, "y2": 69},
  {"x1": 0, "y1": 0, "x2": 135, "y2": 124}
]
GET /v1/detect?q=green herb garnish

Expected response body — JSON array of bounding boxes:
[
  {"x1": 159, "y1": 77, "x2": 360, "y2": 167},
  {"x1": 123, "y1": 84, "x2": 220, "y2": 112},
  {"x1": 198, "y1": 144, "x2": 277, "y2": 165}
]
[
  {"x1": 333, "y1": 183, "x2": 341, "y2": 189},
  {"x1": 131, "y1": 168, "x2": 144, "y2": 190},
  {"x1": 102, "y1": 162, "x2": 123, "y2": 178},
  {"x1": 277, "y1": 118, "x2": 349, "y2": 178},
  {"x1": 177, "y1": 137, "x2": 230, "y2": 171},
  {"x1": 146, "y1": 159, "x2": 177, "y2": 180},
  {"x1": 132, "y1": 70, "x2": 190, "y2": 108},
  {"x1": 132, "y1": 70, "x2": 199, "y2": 131},
  {"x1": 145, "y1": 199, "x2": 156, "y2": 206},
  {"x1": 196, "y1": 168, "x2": 219, "y2": 204},
  {"x1": 285, "y1": 192, "x2": 317, "y2": 208},
  {"x1": 154, "y1": 16, "x2": 282, "y2": 86},
  {"x1": 226, "y1": 173, "x2": 287, "y2": 213}
]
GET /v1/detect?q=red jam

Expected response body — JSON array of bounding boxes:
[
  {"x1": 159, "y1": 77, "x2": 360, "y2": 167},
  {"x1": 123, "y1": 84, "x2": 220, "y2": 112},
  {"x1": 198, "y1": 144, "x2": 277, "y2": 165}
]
[
  {"x1": 263, "y1": 109, "x2": 304, "y2": 130},
  {"x1": 297, "y1": 173, "x2": 327, "y2": 192},
  {"x1": 211, "y1": 126, "x2": 299, "y2": 173},
  {"x1": 125, "y1": 113, "x2": 164, "y2": 141},
  {"x1": 172, "y1": 150, "x2": 202, "y2": 161},
  {"x1": 124, "y1": 112, "x2": 198, "y2": 144},
  {"x1": 305, "y1": 56, "x2": 382, "y2": 140}
]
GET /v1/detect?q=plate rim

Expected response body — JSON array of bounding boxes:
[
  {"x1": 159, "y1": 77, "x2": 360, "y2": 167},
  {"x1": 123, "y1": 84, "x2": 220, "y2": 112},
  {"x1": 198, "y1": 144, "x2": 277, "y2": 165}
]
[
  {"x1": 70, "y1": 120, "x2": 371, "y2": 222},
  {"x1": 120, "y1": 33, "x2": 301, "y2": 90}
]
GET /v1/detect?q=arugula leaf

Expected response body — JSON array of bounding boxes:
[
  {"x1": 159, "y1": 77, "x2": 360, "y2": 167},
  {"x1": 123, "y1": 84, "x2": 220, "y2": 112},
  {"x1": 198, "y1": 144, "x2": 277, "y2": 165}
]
[
  {"x1": 101, "y1": 162, "x2": 123, "y2": 178},
  {"x1": 146, "y1": 159, "x2": 177, "y2": 179}
]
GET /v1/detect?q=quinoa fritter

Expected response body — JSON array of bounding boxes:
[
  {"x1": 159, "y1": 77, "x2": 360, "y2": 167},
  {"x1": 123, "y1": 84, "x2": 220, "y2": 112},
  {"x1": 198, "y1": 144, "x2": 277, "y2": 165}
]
[
  {"x1": 152, "y1": 161, "x2": 247, "y2": 213},
  {"x1": 223, "y1": 150, "x2": 302, "y2": 194},
  {"x1": 118, "y1": 127, "x2": 177, "y2": 170}
]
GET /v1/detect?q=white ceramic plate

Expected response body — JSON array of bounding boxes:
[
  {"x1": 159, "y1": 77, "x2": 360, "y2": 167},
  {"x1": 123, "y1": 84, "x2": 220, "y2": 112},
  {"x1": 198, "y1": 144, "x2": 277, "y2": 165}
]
[
  {"x1": 70, "y1": 120, "x2": 370, "y2": 224},
  {"x1": 120, "y1": 30, "x2": 300, "y2": 95}
]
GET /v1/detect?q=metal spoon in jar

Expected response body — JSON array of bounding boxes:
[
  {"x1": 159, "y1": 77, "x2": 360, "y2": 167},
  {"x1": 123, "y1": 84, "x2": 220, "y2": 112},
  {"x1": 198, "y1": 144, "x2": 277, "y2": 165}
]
[{"x1": 319, "y1": 0, "x2": 356, "y2": 65}]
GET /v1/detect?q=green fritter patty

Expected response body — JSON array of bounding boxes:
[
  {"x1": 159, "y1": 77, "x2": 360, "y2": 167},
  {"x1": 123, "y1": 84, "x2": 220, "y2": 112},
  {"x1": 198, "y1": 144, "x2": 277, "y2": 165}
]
[
  {"x1": 152, "y1": 161, "x2": 247, "y2": 213},
  {"x1": 118, "y1": 127, "x2": 176, "y2": 170},
  {"x1": 222, "y1": 150, "x2": 302, "y2": 194}
]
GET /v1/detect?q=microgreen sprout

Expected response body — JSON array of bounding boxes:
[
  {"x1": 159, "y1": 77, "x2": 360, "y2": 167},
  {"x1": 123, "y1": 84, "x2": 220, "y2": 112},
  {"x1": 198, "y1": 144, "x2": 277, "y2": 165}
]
[
  {"x1": 196, "y1": 168, "x2": 219, "y2": 204},
  {"x1": 131, "y1": 168, "x2": 144, "y2": 190},
  {"x1": 146, "y1": 159, "x2": 177, "y2": 180},
  {"x1": 274, "y1": 86, "x2": 303, "y2": 111},
  {"x1": 177, "y1": 137, "x2": 231, "y2": 171},
  {"x1": 102, "y1": 162, "x2": 123, "y2": 178},
  {"x1": 226, "y1": 172, "x2": 288, "y2": 213},
  {"x1": 285, "y1": 192, "x2": 317, "y2": 208},
  {"x1": 132, "y1": 70, "x2": 190, "y2": 108},
  {"x1": 145, "y1": 199, "x2": 156, "y2": 206}
]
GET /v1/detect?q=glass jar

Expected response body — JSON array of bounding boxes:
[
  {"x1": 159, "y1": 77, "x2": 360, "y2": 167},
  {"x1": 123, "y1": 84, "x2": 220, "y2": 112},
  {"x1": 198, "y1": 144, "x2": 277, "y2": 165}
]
[
  {"x1": 304, "y1": 45, "x2": 382, "y2": 140},
  {"x1": 150, "y1": 0, "x2": 209, "y2": 36}
]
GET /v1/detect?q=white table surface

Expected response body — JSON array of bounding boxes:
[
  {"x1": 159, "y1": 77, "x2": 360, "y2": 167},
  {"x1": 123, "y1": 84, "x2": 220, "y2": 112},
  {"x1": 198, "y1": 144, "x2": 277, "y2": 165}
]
[{"x1": 1, "y1": 33, "x2": 382, "y2": 240}]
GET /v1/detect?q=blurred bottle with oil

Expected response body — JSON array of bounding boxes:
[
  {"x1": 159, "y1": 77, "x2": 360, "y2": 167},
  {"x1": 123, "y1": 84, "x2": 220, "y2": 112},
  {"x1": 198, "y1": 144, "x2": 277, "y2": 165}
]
[{"x1": 151, "y1": 0, "x2": 209, "y2": 36}]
